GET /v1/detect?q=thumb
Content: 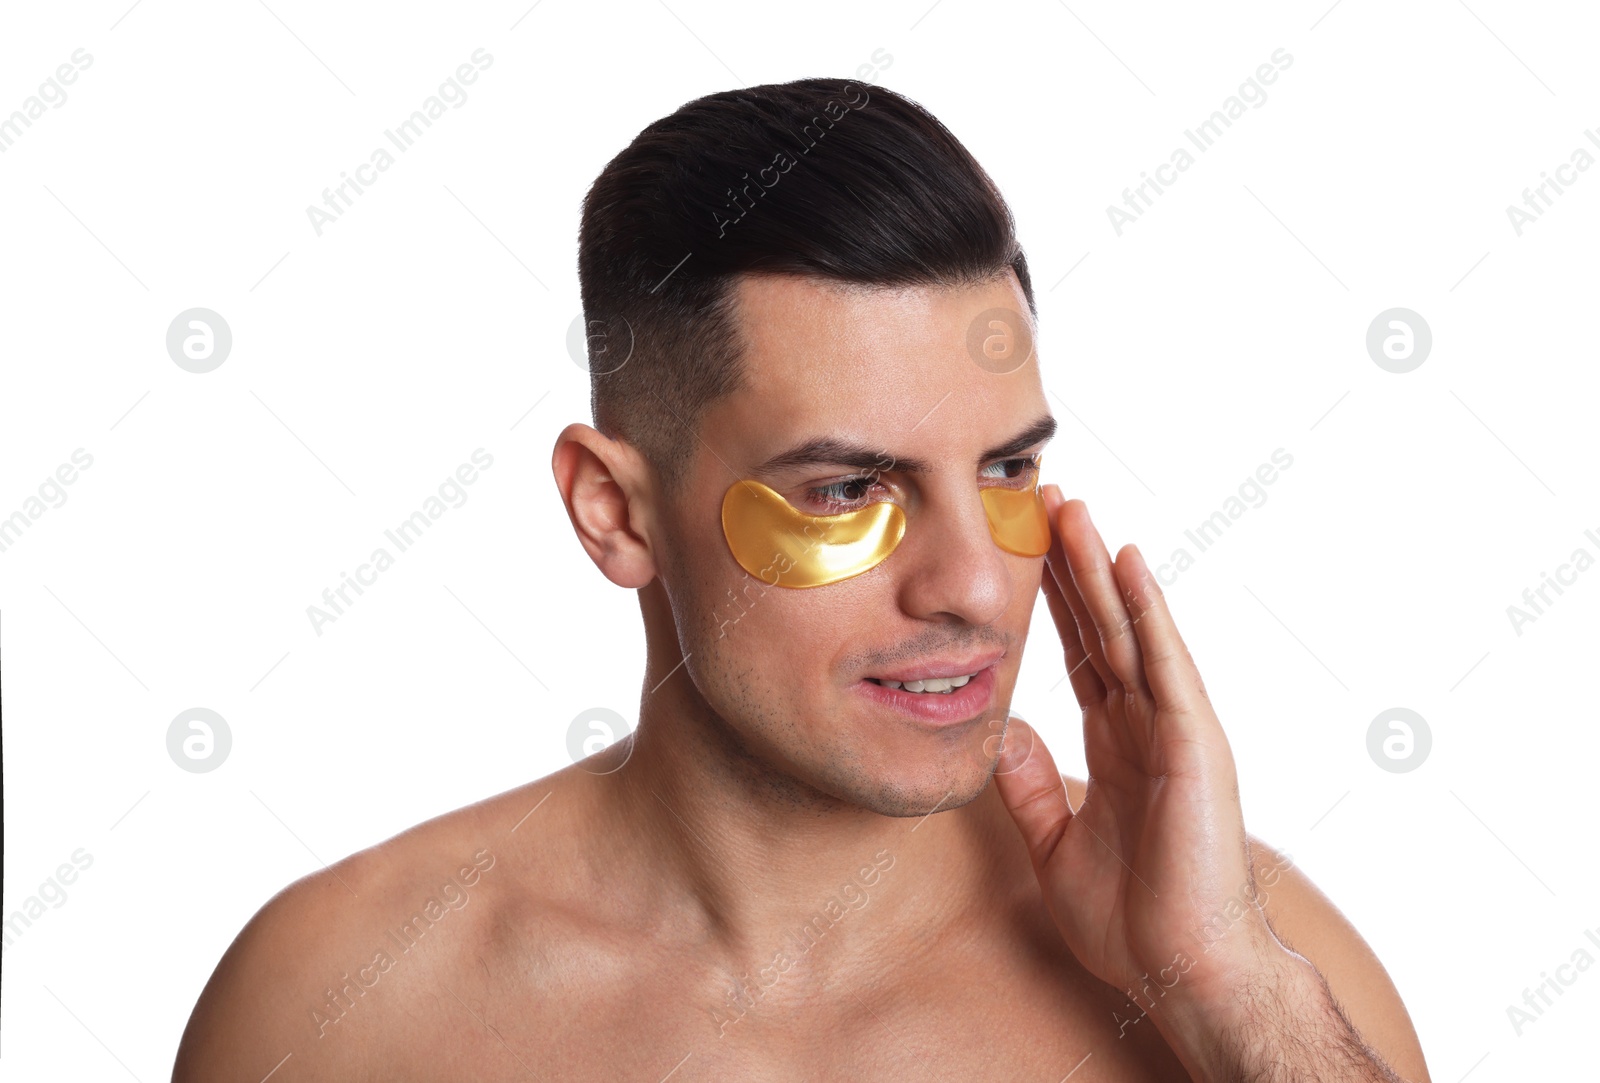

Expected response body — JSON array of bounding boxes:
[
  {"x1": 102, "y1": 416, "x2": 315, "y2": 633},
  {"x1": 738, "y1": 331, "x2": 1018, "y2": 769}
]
[{"x1": 991, "y1": 716, "x2": 1073, "y2": 873}]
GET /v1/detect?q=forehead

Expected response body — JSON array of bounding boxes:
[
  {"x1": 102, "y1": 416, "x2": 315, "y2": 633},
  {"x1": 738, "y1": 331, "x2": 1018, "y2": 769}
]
[{"x1": 706, "y1": 273, "x2": 1046, "y2": 472}]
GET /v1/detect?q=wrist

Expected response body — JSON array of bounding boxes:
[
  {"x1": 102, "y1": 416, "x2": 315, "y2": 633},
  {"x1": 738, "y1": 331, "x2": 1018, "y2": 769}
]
[
  {"x1": 1158, "y1": 950, "x2": 1398, "y2": 1083},
  {"x1": 1147, "y1": 935, "x2": 1314, "y2": 1080}
]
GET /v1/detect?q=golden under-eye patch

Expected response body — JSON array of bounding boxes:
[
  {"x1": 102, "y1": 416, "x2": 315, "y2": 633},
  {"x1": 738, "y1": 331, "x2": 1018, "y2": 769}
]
[
  {"x1": 721, "y1": 479, "x2": 906, "y2": 588},
  {"x1": 720, "y1": 457, "x2": 1050, "y2": 588},
  {"x1": 981, "y1": 482, "x2": 1051, "y2": 557}
]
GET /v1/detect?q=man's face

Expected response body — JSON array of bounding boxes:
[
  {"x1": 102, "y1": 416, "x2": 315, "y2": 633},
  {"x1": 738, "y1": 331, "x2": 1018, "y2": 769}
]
[{"x1": 656, "y1": 271, "x2": 1054, "y2": 817}]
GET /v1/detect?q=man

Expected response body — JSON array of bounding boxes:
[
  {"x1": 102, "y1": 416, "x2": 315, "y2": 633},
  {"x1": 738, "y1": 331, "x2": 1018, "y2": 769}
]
[{"x1": 174, "y1": 78, "x2": 1430, "y2": 1080}]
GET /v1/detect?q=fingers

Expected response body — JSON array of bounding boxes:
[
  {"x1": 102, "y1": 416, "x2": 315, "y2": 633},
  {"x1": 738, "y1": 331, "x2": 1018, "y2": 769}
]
[
  {"x1": 1117, "y1": 544, "x2": 1212, "y2": 719},
  {"x1": 1040, "y1": 486, "x2": 1106, "y2": 708},
  {"x1": 1042, "y1": 490, "x2": 1115, "y2": 693},
  {"x1": 1053, "y1": 498, "x2": 1150, "y2": 698},
  {"x1": 992, "y1": 717, "x2": 1071, "y2": 873},
  {"x1": 1042, "y1": 569, "x2": 1107, "y2": 709},
  {"x1": 1040, "y1": 487, "x2": 1138, "y2": 774},
  {"x1": 1043, "y1": 493, "x2": 1211, "y2": 724}
]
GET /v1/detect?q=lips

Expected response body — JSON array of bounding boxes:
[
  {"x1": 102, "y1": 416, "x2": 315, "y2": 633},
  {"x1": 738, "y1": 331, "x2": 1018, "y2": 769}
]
[
  {"x1": 864, "y1": 648, "x2": 1004, "y2": 685},
  {"x1": 856, "y1": 659, "x2": 998, "y2": 727}
]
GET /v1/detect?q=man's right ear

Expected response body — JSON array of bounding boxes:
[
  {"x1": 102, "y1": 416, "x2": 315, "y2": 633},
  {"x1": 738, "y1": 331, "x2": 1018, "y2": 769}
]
[{"x1": 551, "y1": 423, "x2": 659, "y2": 589}]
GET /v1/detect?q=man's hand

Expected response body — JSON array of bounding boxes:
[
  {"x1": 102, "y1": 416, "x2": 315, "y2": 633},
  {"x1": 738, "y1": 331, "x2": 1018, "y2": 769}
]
[{"x1": 992, "y1": 486, "x2": 1407, "y2": 1081}]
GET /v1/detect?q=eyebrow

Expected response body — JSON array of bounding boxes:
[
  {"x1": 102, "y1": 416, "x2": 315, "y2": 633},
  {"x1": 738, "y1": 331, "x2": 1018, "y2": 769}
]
[{"x1": 751, "y1": 414, "x2": 1058, "y2": 479}]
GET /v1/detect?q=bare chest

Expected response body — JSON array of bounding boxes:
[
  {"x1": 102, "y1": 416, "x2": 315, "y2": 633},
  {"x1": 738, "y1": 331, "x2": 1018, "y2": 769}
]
[{"x1": 373, "y1": 938, "x2": 1191, "y2": 1081}]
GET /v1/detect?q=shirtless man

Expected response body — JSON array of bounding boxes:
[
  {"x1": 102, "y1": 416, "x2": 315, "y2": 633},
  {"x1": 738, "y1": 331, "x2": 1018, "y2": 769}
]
[{"x1": 174, "y1": 78, "x2": 1430, "y2": 1080}]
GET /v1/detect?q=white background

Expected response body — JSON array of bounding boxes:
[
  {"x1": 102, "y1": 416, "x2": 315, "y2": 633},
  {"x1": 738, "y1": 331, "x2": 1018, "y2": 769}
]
[{"x1": 2, "y1": 0, "x2": 1596, "y2": 1078}]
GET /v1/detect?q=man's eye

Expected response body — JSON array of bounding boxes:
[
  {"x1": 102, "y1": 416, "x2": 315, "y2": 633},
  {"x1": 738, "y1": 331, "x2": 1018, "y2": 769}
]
[
  {"x1": 981, "y1": 456, "x2": 1041, "y2": 482},
  {"x1": 806, "y1": 475, "x2": 881, "y2": 512},
  {"x1": 803, "y1": 456, "x2": 1039, "y2": 513}
]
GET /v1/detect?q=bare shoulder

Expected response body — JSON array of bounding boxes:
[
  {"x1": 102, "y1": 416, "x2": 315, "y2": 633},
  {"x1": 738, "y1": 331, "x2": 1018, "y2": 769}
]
[
  {"x1": 1059, "y1": 774, "x2": 1430, "y2": 1083},
  {"x1": 1242, "y1": 833, "x2": 1431, "y2": 1082},
  {"x1": 172, "y1": 773, "x2": 572, "y2": 1082}
]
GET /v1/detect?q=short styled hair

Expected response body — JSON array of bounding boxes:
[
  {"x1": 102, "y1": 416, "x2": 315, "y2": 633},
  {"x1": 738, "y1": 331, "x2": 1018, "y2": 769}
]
[{"x1": 577, "y1": 77, "x2": 1035, "y2": 497}]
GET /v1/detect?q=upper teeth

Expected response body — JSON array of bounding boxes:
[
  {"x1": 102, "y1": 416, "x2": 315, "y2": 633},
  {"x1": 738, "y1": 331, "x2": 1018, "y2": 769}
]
[{"x1": 878, "y1": 674, "x2": 974, "y2": 693}]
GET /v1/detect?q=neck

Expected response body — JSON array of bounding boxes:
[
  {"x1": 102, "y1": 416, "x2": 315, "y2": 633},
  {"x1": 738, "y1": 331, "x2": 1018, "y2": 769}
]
[{"x1": 590, "y1": 580, "x2": 1026, "y2": 980}]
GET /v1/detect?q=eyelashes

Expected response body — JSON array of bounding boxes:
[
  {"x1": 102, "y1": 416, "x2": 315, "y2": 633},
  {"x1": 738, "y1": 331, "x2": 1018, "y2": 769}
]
[{"x1": 804, "y1": 455, "x2": 1040, "y2": 513}]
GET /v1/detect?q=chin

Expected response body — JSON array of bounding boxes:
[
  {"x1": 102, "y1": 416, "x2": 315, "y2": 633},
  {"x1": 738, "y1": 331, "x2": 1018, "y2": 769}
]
[{"x1": 850, "y1": 762, "x2": 995, "y2": 819}]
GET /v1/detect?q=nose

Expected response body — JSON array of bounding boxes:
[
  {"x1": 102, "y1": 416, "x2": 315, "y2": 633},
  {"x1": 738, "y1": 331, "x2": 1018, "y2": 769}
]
[{"x1": 890, "y1": 484, "x2": 1015, "y2": 626}]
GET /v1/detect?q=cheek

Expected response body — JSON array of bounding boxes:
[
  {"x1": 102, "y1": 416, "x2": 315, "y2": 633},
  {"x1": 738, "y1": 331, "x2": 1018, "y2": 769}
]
[
  {"x1": 1009, "y1": 557, "x2": 1047, "y2": 614},
  {"x1": 705, "y1": 575, "x2": 869, "y2": 680},
  {"x1": 712, "y1": 583, "x2": 822, "y2": 658}
]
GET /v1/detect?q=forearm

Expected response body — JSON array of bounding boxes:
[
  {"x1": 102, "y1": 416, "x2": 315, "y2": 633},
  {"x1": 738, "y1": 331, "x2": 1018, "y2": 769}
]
[{"x1": 1156, "y1": 946, "x2": 1407, "y2": 1083}]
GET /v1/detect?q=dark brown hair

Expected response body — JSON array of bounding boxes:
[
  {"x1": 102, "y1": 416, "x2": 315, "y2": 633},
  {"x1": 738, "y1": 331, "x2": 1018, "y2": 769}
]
[{"x1": 577, "y1": 77, "x2": 1034, "y2": 497}]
